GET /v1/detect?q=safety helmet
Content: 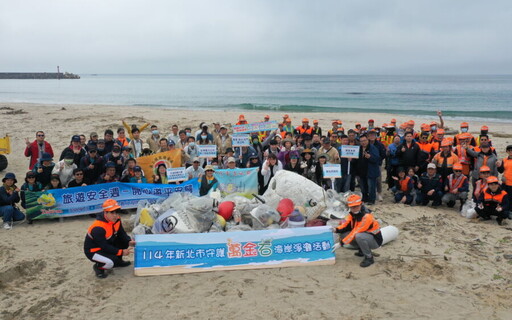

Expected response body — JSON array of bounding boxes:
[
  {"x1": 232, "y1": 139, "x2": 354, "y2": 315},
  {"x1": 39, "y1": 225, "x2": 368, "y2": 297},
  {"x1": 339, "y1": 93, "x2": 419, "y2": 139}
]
[
  {"x1": 347, "y1": 194, "x2": 363, "y2": 207},
  {"x1": 441, "y1": 139, "x2": 452, "y2": 147},
  {"x1": 302, "y1": 118, "x2": 309, "y2": 123},
  {"x1": 479, "y1": 165, "x2": 491, "y2": 173},
  {"x1": 460, "y1": 122, "x2": 469, "y2": 128},
  {"x1": 102, "y1": 199, "x2": 121, "y2": 212},
  {"x1": 453, "y1": 163, "x2": 463, "y2": 171},
  {"x1": 487, "y1": 176, "x2": 499, "y2": 184}
]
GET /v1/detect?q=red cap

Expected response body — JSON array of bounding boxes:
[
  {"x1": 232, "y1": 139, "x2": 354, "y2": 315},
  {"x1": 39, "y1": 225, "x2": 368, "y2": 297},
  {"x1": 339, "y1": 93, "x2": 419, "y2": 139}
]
[
  {"x1": 285, "y1": 118, "x2": 292, "y2": 123},
  {"x1": 283, "y1": 114, "x2": 289, "y2": 118},
  {"x1": 238, "y1": 114, "x2": 245, "y2": 120},
  {"x1": 264, "y1": 115, "x2": 270, "y2": 119},
  {"x1": 481, "y1": 125, "x2": 488, "y2": 131},
  {"x1": 368, "y1": 119, "x2": 374, "y2": 123},
  {"x1": 430, "y1": 121, "x2": 437, "y2": 126},
  {"x1": 313, "y1": 119, "x2": 319, "y2": 124},
  {"x1": 302, "y1": 118, "x2": 309, "y2": 123},
  {"x1": 390, "y1": 118, "x2": 397, "y2": 123},
  {"x1": 460, "y1": 122, "x2": 469, "y2": 128}
]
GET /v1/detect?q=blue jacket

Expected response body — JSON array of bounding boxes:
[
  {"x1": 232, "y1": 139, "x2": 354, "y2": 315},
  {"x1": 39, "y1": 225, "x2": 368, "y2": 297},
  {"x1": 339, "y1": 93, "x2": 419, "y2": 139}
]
[{"x1": 0, "y1": 186, "x2": 20, "y2": 206}]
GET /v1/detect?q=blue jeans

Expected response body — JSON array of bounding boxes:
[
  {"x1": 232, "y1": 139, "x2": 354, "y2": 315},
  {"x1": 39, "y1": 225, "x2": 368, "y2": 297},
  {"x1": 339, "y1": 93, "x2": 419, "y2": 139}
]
[
  {"x1": 0, "y1": 205, "x2": 25, "y2": 223},
  {"x1": 335, "y1": 175, "x2": 351, "y2": 193}
]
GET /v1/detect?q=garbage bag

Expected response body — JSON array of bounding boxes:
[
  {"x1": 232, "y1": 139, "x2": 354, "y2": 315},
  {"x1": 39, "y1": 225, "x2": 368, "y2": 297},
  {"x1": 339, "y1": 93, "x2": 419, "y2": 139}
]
[
  {"x1": 250, "y1": 205, "x2": 281, "y2": 230},
  {"x1": 261, "y1": 171, "x2": 327, "y2": 221},
  {"x1": 460, "y1": 199, "x2": 477, "y2": 219}
]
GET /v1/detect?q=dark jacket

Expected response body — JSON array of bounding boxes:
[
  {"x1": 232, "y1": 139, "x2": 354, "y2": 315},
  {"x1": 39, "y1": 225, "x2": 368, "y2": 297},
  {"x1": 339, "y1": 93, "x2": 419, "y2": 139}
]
[
  {"x1": 80, "y1": 155, "x2": 105, "y2": 185},
  {"x1": 33, "y1": 163, "x2": 55, "y2": 187},
  {"x1": 419, "y1": 172, "x2": 443, "y2": 193},
  {"x1": 83, "y1": 214, "x2": 131, "y2": 256},
  {"x1": 355, "y1": 144, "x2": 381, "y2": 179},
  {"x1": 0, "y1": 186, "x2": 20, "y2": 206},
  {"x1": 396, "y1": 141, "x2": 421, "y2": 169}
]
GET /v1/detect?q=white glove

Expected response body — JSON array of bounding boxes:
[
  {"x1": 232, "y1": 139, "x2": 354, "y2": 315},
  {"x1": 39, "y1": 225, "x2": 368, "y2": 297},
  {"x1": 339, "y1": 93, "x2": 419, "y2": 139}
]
[
  {"x1": 311, "y1": 165, "x2": 316, "y2": 173},
  {"x1": 300, "y1": 161, "x2": 307, "y2": 169}
]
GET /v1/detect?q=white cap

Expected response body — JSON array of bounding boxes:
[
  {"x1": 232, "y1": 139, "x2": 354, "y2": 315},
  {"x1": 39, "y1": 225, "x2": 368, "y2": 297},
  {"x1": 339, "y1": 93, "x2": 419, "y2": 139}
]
[{"x1": 427, "y1": 163, "x2": 436, "y2": 169}]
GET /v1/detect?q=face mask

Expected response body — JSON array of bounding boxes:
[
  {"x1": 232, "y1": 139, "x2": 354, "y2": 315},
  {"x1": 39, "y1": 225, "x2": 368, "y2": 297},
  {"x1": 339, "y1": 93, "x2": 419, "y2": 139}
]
[
  {"x1": 201, "y1": 135, "x2": 207, "y2": 140},
  {"x1": 368, "y1": 125, "x2": 374, "y2": 130},
  {"x1": 461, "y1": 128, "x2": 468, "y2": 133},
  {"x1": 152, "y1": 130, "x2": 159, "y2": 135},
  {"x1": 97, "y1": 147, "x2": 104, "y2": 151},
  {"x1": 186, "y1": 132, "x2": 191, "y2": 137},
  {"x1": 431, "y1": 126, "x2": 437, "y2": 131},
  {"x1": 189, "y1": 143, "x2": 195, "y2": 148},
  {"x1": 64, "y1": 159, "x2": 74, "y2": 165}
]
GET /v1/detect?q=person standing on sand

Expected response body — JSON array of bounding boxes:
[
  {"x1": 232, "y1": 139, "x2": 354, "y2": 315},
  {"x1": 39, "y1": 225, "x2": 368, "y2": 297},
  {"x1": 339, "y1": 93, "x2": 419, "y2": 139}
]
[
  {"x1": 84, "y1": 199, "x2": 134, "y2": 278},
  {"x1": 24, "y1": 131, "x2": 54, "y2": 170},
  {"x1": 1, "y1": 173, "x2": 25, "y2": 230},
  {"x1": 335, "y1": 194, "x2": 382, "y2": 268}
]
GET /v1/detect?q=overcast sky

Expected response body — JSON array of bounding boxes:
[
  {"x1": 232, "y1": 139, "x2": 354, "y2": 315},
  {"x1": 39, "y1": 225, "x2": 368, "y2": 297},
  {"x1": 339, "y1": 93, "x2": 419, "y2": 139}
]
[{"x1": 1, "y1": 0, "x2": 511, "y2": 74}]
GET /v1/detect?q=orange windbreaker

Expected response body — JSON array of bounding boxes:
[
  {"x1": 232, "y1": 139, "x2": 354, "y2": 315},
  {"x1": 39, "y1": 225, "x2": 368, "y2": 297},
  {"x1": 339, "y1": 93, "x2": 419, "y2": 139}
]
[{"x1": 336, "y1": 211, "x2": 381, "y2": 245}]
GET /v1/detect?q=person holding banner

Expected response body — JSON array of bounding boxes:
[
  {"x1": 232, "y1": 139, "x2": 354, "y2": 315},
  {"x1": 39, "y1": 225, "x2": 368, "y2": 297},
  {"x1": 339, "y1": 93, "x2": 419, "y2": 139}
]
[
  {"x1": 199, "y1": 165, "x2": 218, "y2": 196},
  {"x1": 335, "y1": 194, "x2": 382, "y2": 268},
  {"x1": 84, "y1": 199, "x2": 134, "y2": 278},
  {"x1": 186, "y1": 158, "x2": 204, "y2": 179}
]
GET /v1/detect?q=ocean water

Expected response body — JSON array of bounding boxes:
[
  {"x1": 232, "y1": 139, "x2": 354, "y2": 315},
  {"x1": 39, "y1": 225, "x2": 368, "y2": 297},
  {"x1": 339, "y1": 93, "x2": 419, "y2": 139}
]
[{"x1": 1, "y1": 74, "x2": 511, "y2": 122}]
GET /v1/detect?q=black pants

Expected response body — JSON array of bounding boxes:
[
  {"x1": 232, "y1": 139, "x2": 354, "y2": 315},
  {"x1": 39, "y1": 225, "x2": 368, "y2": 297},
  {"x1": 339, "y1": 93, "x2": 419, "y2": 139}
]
[{"x1": 475, "y1": 206, "x2": 509, "y2": 220}]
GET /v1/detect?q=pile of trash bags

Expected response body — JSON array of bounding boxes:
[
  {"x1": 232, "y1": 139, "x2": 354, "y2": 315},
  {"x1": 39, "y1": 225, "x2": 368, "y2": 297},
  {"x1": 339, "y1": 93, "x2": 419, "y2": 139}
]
[{"x1": 131, "y1": 170, "x2": 360, "y2": 235}]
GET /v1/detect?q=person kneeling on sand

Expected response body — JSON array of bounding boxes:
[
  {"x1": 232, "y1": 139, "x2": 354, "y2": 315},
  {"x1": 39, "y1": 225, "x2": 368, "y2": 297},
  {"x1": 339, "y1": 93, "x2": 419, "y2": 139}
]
[
  {"x1": 475, "y1": 176, "x2": 510, "y2": 225},
  {"x1": 84, "y1": 199, "x2": 135, "y2": 278},
  {"x1": 334, "y1": 194, "x2": 382, "y2": 267}
]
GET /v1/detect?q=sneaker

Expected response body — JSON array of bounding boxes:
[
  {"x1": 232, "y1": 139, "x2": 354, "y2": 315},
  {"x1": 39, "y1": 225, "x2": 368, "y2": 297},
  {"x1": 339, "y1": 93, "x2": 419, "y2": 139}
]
[
  {"x1": 360, "y1": 256, "x2": 374, "y2": 268},
  {"x1": 497, "y1": 217, "x2": 504, "y2": 225},
  {"x1": 116, "y1": 260, "x2": 131, "y2": 267},
  {"x1": 354, "y1": 250, "x2": 364, "y2": 257},
  {"x1": 3, "y1": 222, "x2": 12, "y2": 230},
  {"x1": 93, "y1": 264, "x2": 108, "y2": 279},
  {"x1": 378, "y1": 193, "x2": 383, "y2": 202}
]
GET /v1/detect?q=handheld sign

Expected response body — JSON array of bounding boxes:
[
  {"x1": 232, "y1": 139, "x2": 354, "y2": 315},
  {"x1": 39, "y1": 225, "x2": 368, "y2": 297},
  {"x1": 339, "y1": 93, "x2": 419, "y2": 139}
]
[
  {"x1": 232, "y1": 134, "x2": 250, "y2": 147},
  {"x1": 340, "y1": 145, "x2": 360, "y2": 159},
  {"x1": 134, "y1": 226, "x2": 335, "y2": 276},
  {"x1": 166, "y1": 167, "x2": 187, "y2": 182},
  {"x1": 232, "y1": 121, "x2": 278, "y2": 134},
  {"x1": 322, "y1": 164, "x2": 342, "y2": 179},
  {"x1": 197, "y1": 145, "x2": 217, "y2": 158}
]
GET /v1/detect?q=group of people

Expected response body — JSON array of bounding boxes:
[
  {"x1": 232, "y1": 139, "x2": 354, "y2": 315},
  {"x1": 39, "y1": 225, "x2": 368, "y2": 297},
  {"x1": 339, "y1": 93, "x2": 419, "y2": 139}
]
[{"x1": 2, "y1": 112, "x2": 511, "y2": 231}]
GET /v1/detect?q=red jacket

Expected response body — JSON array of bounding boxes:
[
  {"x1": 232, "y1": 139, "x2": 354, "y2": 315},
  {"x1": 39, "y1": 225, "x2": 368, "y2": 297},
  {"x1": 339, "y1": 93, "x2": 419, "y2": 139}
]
[{"x1": 24, "y1": 141, "x2": 54, "y2": 169}]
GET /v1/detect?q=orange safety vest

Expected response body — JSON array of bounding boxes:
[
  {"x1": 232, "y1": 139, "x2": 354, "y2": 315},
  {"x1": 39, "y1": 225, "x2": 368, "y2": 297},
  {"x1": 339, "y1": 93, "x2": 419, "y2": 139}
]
[
  {"x1": 433, "y1": 152, "x2": 459, "y2": 169},
  {"x1": 398, "y1": 176, "x2": 411, "y2": 192},
  {"x1": 336, "y1": 212, "x2": 380, "y2": 245},
  {"x1": 87, "y1": 218, "x2": 122, "y2": 254},
  {"x1": 483, "y1": 189, "x2": 507, "y2": 204},
  {"x1": 474, "y1": 180, "x2": 488, "y2": 199},
  {"x1": 448, "y1": 174, "x2": 467, "y2": 193},
  {"x1": 503, "y1": 158, "x2": 512, "y2": 186},
  {"x1": 296, "y1": 126, "x2": 313, "y2": 136},
  {"x1": 116, "y1": 137, "x2": 129, "y2": 147},
  {"x1": 455, "y1": 145, "x2": 470, "y2": 165}
]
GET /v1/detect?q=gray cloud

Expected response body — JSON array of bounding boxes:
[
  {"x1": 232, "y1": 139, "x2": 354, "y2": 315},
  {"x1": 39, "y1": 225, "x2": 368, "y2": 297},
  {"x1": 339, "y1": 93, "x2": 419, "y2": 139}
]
[{"x1": 1, "y1": 0, "x2": 511, "y2": 74}]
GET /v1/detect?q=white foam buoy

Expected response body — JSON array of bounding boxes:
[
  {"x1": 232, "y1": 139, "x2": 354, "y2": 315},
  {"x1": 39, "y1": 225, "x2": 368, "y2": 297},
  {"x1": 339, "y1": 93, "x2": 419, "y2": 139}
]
[{"x1": 380, "y1": 225, "x2": 399, "y2": 245}]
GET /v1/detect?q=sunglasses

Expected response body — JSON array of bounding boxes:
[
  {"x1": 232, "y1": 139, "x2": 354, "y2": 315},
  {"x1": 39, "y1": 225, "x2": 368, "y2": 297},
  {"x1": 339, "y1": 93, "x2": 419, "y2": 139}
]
[
  {"x1": 75, "y1": 173, "x2": 83, "y2": 176},
  {"x1": 489, "y1": 182, "x2": 499, "y2": 185},
  {"x1": 27, "y1": 176, "x2": 36, "y2": 179},
  {"x1": 454, "y1": 170, "x2": 462, "y2": 172},
  {"x1": 108, "y1": 210, "x2": 120, "y2": 215},
  {"x1": 37, "y1": 134, "x2": 45, "y2": 137}
]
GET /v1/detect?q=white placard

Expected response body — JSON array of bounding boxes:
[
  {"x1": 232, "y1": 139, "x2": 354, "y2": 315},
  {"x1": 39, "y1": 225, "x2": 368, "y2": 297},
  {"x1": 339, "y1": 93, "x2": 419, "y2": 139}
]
[
  {"x1": 232, "y1": 134, "x2": 251, "y2": 147},
  {"x1": 197, "y1": 145, "x2": 217, "y2": 158},
  {"x1": 232, "y1": 121, "x2": 278, "y2": 134},
  {"x1": 340, "y1": 145, "x2": 360, "y2": 159},
  {"x1": 166, "y1": 167, "x2": 187, "y2": 182},
  {"x1": 322, "y1": 164, "x2": 342, "y2": 178}
]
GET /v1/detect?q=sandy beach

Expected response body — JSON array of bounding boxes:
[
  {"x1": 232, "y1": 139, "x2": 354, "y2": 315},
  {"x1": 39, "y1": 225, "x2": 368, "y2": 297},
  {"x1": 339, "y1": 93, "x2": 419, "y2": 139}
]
[{"x1": 1, "y1": 102, "x2": 511, "y2": 320}]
